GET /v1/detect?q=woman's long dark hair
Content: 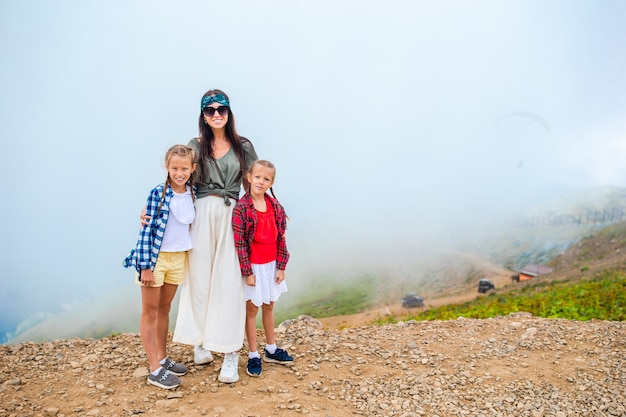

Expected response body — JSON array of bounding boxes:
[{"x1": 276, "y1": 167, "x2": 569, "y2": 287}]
[{"x1": 197, "y1": 89, "x2": 248, "y2": 182}]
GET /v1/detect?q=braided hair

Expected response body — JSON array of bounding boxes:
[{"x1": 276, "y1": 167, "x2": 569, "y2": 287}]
[{"x1": 245, "y1": 160, "x2": 278, "y2": 199}]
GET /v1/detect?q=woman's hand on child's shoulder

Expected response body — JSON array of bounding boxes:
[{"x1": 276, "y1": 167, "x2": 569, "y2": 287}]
[{"x1": 140, "y1": 206, "x2": 151, "y2": 227}]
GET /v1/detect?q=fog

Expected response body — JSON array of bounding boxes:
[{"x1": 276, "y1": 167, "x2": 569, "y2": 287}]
[{"x1": 1, "y1": 0, "x2": 625, "y2": 343}]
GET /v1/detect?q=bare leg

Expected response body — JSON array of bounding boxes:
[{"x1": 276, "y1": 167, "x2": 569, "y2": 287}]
[
  {"x1": 155, "y1": 283, "x2": 178, "y2": 361},
  {"x1": 140, "y1": 286, "x2": 161, "y2": 372},
  {"x1": 246, "y1": 300, "x2": 259, "y2": 353},
  {"x1": 261, "y1": 302, "x2": 275, "y2": 346}
]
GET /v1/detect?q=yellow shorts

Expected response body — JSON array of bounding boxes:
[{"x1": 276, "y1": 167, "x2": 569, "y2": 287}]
[{"x1": 135, "y1": 251, "x2": 187, "y2": 287}]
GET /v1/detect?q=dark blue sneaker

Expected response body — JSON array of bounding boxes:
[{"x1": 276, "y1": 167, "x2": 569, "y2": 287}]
[
  {"x1": 263, "y1": 347, "x2": 294, "y2": 364},
  {"x1": 246, "y1": 357, "x2": 262, "y2": 376}
]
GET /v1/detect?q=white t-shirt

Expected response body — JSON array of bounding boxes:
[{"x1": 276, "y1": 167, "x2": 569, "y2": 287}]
[{"x1": 161, "y1": 187, "x2": 195, "y2": 252}]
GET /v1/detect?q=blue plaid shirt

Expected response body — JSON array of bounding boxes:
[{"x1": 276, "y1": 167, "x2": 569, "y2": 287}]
[{"x1": 123, "y1": 183, "x2": 173, "y2": 273}]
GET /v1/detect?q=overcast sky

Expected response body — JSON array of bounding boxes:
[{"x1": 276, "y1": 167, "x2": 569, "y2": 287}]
[{"x1": 1, "y1": 0, "x2": 625, "y2": 341}]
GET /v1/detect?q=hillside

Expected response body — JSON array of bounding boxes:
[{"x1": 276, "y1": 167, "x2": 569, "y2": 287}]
[
  {"x1": 7, "y1": 185, "x2": 626, "y2": 344},
  {"x1": 2, "y1": 222, "x2": 626, "y2": 416},
  {"x1": 318, "y1": 221, "x2": 626, "y2": 329}
]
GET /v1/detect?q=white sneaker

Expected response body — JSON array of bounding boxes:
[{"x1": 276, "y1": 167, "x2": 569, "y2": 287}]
[
  {"x1": 218, "y1": 352, "x2": 239, "y2": 383},
  {"x1": 194, "y1": 345, "x2": 214, "y2": 365}
]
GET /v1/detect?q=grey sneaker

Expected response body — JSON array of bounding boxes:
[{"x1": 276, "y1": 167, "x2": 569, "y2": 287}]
[
  {"x1": 163, "y1": 358, "x2": 187, "y2": 376},
  {"x1": 147, "y1": 368, "x2": 181, "y2": 389},
  {"x1": 218, "y1": 352, "x2": 239, "y2": 383}
]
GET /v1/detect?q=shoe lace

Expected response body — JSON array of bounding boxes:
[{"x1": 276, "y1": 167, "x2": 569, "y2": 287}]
[
  {"x1": 159, "y1": 370, "x2": 172, "y2": 382},
  {"x1": 273, "y1": 348, "x2": 289, "y2": 359}
]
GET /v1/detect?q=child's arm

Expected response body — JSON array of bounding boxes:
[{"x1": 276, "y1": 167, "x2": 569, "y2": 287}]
[
  {"x1": 275, "y1": 269, "x2": 285, "y2": 284},
  {"x1": 139, "y1": 268, "x2": 156, "y2": 286},
  {"x1": 276, "y1": 203, "x2": 290, "y2": 272},
  {"x1": 135, "y1": 187, "x2": 161, "y2": 270},
  {"x1": 245, "y1": 274, "x2": 256, "y2": 286}
]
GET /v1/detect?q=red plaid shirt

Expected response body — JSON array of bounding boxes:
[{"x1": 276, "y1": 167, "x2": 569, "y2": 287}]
[{"x1": 232, "y1": 193, "x2": 290, "y2": 276}]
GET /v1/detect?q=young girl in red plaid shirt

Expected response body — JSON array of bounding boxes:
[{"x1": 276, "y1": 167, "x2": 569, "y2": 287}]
[{"x1": 232, "y1": 160, "x2": 293, "y2": 377}]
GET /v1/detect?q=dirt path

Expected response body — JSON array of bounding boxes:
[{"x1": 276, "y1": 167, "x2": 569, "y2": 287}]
[
  {"x1": 318, "y1": 292, "x2": 480, "y2": 329},
  {"x1": 320, "y1": 253, "x2": 515, "y2": 329}
]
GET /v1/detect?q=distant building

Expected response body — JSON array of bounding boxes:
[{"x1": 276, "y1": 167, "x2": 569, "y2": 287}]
[{"x1": 517, "y1": 264, "x2": 554, "y2": 281}]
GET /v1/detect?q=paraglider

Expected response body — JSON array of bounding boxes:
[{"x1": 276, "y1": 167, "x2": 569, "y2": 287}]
[
  {"x1": 495, "y1": 112, "x2": 551, "y2": 133},
  {"x1": 489, "y1": 111, "x2": 552, "y2": 172}
]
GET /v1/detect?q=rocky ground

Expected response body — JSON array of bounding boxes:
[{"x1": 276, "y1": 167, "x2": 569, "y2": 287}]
[{"x1": 1, "y1": 313, "x2": 624, "y2": 417}]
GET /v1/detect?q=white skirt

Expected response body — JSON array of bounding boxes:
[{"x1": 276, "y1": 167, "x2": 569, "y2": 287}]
[
  {"x1": 173, "y1": 196, "x2": 245, "y2": 353},
  {"x1": 244, "y1": 261, "x2": 288, "y2": 307}
]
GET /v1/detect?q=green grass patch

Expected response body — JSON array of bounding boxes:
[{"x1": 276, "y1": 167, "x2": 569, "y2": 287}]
[
  {"x1": 373, "y1": 269, "x2": 626, "y2": 325},
  {"x1": 274, "y1": 274, "x2": 377, "y2": 324}
]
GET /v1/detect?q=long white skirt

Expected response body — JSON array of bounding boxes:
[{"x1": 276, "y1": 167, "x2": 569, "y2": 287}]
[
  {"x1": 245, "y1": 261, "x2": 288, "y2": 307},
  {"x1": 173, "y1": 196, "x2": 245, "y2": 353}
]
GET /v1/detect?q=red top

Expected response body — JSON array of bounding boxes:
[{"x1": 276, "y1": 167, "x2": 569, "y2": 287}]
[
  {"x1": 249, "y1": 202, "x2": 278, "y2": 264},
  {"x1": 232, "y1": 193, "x2": 290, "y2": 276}
]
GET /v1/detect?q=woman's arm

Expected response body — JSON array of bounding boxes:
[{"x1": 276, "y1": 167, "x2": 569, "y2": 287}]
[
  {"x1": 232, "y1": 204, "x2": 253, "y2": 277},
  {"x1": 241, "y1": 138, "x2": 258, "y2": 192}
]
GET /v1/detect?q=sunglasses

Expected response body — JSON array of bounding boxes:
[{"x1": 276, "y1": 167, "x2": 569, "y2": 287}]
[{"x1": 202, "y1": 106, "x2": 229, "y2": 117}]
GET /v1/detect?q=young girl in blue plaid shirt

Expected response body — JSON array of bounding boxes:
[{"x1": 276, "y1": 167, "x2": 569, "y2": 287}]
[{"x1": 123, "y1": 144, "x2": 196, "y2": 390}]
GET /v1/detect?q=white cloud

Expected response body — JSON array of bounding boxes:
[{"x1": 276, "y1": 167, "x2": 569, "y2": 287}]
[{"x1": 1, "y1": 0, "x2": 626, "y2": 341}]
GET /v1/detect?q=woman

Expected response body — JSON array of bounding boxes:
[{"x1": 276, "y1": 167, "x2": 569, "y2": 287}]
[{"x1": 173, "y1": 89, "x2": 258, "y2": 383}]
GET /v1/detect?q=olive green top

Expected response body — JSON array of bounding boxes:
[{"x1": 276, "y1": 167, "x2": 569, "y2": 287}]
[{"x1": 188, "y1": 137, "x2": 258, "y2": 205}]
